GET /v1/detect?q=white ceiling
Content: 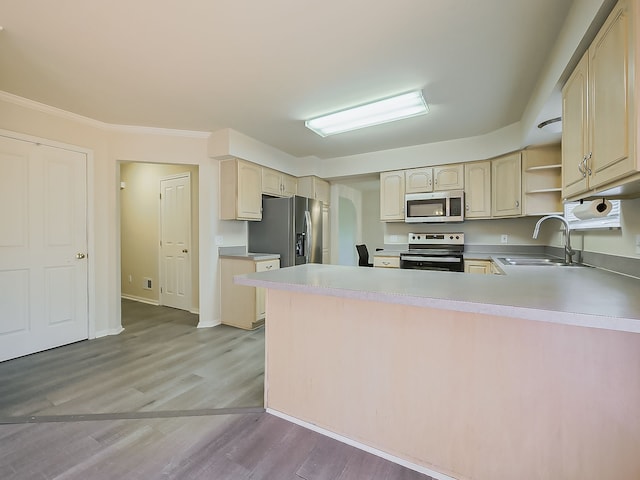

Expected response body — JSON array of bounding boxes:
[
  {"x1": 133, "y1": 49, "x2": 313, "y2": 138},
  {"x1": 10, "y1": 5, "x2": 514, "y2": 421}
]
[{"x1": 0, "y1": 1, "x2": 601, "y2": 159}]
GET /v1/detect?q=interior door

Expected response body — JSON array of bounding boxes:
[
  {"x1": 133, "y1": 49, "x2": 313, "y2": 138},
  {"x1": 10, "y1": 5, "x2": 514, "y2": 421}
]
[
  {"x1": 0, "y1": 136, "x2": 88, "y2": 362},
  {"x1": 160, "y1": 174, "x2": 191, "y2": 311}
]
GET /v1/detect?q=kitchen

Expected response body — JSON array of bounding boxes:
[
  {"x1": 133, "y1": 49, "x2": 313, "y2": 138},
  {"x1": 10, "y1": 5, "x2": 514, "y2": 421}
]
[{"x1": 1, "y1": 0, "x2": 640, "y2": 479}]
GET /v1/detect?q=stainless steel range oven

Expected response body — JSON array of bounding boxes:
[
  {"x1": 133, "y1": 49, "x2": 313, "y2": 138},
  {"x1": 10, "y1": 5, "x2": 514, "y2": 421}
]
[{"x1": 400, "y1": 233, "x2": 464, "y2": 272}]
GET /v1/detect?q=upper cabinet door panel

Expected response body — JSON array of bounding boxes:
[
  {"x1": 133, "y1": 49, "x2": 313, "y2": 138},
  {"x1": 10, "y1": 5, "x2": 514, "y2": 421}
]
[
  {"x1": 434, "y1": 164, "x2": 464, "y2": 191},
  {"x1": 589, "y1": 0, "x2": 632, "y2": 188},
  {"x1": 405, "y1": 167, "x2": 433, "y2": 193},
  {"x1": 562, "y1": 52, "x2": 589, "y2": 198}
]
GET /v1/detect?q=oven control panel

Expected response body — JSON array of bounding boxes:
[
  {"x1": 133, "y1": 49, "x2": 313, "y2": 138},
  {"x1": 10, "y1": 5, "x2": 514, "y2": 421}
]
[{"x1": 407, "y1": 233, "x2": 464, "y2": 245}]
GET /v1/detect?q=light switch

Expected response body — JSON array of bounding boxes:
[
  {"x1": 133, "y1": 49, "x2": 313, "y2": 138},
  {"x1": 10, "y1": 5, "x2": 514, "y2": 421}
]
[{"x1": 501, "y1": 234, "x2": 508, "y2": 244}]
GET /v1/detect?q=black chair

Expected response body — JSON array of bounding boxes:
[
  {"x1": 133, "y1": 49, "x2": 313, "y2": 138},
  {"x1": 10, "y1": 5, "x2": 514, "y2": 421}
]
[{"x1": 355, "y1": 244, "x2": 373, "y2": 267}]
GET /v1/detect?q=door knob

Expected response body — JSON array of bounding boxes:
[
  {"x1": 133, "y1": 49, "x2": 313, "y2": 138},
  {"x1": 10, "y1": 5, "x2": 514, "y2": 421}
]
[
  {"x1": 182, "y1": 249, "x2": 188, "y2": 253},
  {"x1": 76, "y1": 253, "x2": 86, "y2": 259}
]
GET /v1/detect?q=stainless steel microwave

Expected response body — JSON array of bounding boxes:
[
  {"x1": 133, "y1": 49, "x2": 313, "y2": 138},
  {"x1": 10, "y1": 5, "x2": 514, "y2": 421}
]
[{"x1": 405, "y1": 190, "x2": 464, "y2": 223}]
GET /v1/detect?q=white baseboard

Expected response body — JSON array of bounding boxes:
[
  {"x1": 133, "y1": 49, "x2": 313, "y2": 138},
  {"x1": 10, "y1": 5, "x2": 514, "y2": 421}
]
[
  {"x1": 94, "y1": 326, "x2": 124, "y2": 338},
  {"x1": 121, "y1": 294, "x2": 159, "y2": 306},
  {"x1": 266, "y1": 409, "x2": 455, "y2": 480},
  {"x1": 197, "y1": 318, "x2": 221, "y2": 328}
]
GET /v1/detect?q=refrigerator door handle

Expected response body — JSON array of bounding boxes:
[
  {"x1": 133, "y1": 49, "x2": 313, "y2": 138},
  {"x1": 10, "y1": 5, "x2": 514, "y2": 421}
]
[{"x1": 304, "y1": 210, "x2": 312, "y2": 264}]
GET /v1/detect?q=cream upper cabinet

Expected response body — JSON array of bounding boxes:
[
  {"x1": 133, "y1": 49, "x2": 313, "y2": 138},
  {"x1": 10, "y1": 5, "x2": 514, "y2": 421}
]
[
  {"x1": 562, "y1": 0, "x2": 640, "y2": 199},
  {"x1": 298, "y1": 176, "x2": 330, "y2": 205},
  {"x1": 262, "y1": 167, "x2": 297, "y2": 197},
  {"x1": 219, "y1": 158, "x2": 262, "y2": 221},
  {"x1": 464, "y1": 161, "x2": 491, "y2": 219},
  {"x1": 434, "y1": 164, "x2": 464, "y2": 191},
  {"x1": 380, "y1": 170, "x2": 405, "y2": 221},
  {"x1": 522, "y1": 144, "x2": 562, "y2": 216},
  {"x1": 562, "y1": 52, "x2": 589, "y2": 198},
  {"x1": 405, "y1": 167, "x2": 433, "y2": 193},
  {"x1": 491, "y1": 152, "x2": 522, "y2": 217}
]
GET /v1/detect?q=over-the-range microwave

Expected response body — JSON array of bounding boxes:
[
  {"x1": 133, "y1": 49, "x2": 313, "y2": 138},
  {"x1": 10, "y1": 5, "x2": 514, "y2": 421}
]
[{"x1": 405, "y1": 190, "x2": 464, "y2": 223}]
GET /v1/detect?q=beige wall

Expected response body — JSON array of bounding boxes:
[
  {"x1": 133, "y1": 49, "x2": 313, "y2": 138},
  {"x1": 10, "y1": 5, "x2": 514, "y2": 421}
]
[
  {"x1": 0, "y1": 94, "x2": 248, "y2": 333},
  {"x1": 120, "y1": 162, "x2": 199, "y2": 309}
]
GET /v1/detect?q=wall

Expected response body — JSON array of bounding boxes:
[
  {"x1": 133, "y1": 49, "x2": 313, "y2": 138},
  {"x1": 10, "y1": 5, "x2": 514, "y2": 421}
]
[
  {"x1": 0, "y1": 93, "x2": 248, "y2": 335},
  {"x1": 385, "y1": 216, "x2": 551, "y2": 248},
  {"x1": 120, "y1": 162, "x2": 200, "y2": 310},
  {"x1": 361, "y1": 188, "x2": 385, "y2": 251},
  {"x1": 334, "y1": 184, "x2": 363, "y2": 266},
  {"x1": 0, "y1": 95, "x2": 117, "y2": 337}
]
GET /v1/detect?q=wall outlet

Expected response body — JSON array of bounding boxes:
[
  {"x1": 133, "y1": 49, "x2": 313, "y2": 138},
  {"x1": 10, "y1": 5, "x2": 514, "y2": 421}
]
[
  {"x1": 143, "y1": 277, "x2": 152, "y2": 290},
  {"x1": 636, "y1": 234, "x2": 640, "y2": 254},
  {"x1": 501, "y1": 234, "x2": 508, "y2": 244},
  {"x1": 215, "y1": 235, "x2": 224, "y2": 246},
  {"x1": 128, "y1": 274, "x2": 133, "y2": 283}
]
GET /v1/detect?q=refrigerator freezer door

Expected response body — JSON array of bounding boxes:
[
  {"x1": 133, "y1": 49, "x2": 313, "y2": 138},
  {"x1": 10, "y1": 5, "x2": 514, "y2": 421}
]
[{"x1": 248, "y1": 196, "x2": 295, "y2": 267}]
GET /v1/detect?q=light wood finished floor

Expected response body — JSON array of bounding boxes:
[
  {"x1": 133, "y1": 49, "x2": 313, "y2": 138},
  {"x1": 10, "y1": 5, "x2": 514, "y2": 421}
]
[
  {"x1": 0, "y1": 412, "x2": 432, "y2": 479},
  {"x1": 0, "y1": 300, "x2": 433, "y2": 479},
  {"x1": 0, "y1": 299, "x2": 265, "y2": 417}
]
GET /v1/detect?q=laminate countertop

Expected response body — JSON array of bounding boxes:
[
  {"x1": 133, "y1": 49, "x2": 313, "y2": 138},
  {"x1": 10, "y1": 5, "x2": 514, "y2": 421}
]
[
  {"x1": 236, "y1": 261, "x2": 640, "y2": 334},
  {"x1": 219, "y1": 253, "x2": 281, "y2": 261}
]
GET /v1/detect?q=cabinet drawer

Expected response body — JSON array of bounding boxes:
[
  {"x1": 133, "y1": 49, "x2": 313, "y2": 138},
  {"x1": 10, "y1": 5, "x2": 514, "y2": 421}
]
[
  {"x1": 373, "y1": 256, "x2": 400, "y2": 268},
  {"x1": 256, "y1": 259, "x2": 280, "y2": 272}
]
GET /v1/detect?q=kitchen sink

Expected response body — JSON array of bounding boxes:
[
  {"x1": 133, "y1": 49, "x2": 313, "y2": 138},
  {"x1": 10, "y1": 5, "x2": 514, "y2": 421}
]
[{"x1": 498, "y1": 257, "x2": 590, "y2": 267}]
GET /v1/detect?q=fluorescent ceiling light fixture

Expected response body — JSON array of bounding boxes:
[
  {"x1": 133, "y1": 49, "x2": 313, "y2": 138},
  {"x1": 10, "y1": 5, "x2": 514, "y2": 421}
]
[{"x1": 305, "y1": 90, "x2": 429, "y2": 137}]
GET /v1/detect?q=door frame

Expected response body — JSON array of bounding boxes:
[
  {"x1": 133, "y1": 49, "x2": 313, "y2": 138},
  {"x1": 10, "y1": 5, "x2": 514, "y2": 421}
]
[
  {"x1": 158, "y1": 172, "x2": 192, "y2": 311},
  {"x1": 0, "y1": 128, "x2": 96, "y2": 339}
]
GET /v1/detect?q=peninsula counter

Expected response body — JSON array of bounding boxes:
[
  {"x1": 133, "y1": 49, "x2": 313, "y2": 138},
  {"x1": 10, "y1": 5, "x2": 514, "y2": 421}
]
[{"x1": 237, "y1": 264, "x2": 640, "y2": 480}]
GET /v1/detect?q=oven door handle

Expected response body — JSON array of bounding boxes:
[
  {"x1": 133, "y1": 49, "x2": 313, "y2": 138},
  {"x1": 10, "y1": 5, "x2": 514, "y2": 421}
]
[{"x1": 401, "y1": 255, "x2": 462, "y2": 263}]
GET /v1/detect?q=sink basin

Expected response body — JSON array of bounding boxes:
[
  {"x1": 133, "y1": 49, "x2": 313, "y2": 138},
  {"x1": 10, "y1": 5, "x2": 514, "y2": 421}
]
[{"x1": 498, "y1": 257, "x2": 589, "y2": 267}]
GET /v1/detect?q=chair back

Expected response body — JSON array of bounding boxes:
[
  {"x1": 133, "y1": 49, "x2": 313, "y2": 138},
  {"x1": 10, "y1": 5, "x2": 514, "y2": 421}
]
[{"x1": 355, "y1": 244, "x2": 370, "y2": 267}]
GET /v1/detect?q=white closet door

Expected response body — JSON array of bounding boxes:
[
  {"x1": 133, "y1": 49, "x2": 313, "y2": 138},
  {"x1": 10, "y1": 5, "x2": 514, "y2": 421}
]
[
  {"x1": 160, "y1": 174, "x2": 191, "y2": 311},
  {"x1": 0, "y1": 136, "x2": 88, "y2": 362}
]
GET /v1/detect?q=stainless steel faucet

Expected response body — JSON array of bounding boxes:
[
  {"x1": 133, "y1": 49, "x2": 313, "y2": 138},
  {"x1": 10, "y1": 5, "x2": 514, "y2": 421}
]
[{"x1": 532, "y1": 214, "x2": 575, "y2": 264}]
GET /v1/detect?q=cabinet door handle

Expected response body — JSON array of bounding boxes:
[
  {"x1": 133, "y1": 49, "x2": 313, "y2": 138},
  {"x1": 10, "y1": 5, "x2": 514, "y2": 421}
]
[
  {"x1": 515, "y1": 200, "x2": 520, "y2": 208},
  {"x1": 578, "y1": 157, "x2": 586, "y2": 176},
  {"x1": 266, "y1": 265, "x2": 273, "y2": 270},
  {"x1": 586, "y1": 152, "x2": 593, "y2": 175}
]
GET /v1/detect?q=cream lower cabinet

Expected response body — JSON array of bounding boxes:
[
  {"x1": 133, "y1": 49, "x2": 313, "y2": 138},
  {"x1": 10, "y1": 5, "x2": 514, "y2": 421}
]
[
  {"x1": 562, "y1": 0, "x2": 640, "y2": 199},
  {"x1": 220, "y1": 257, "x2": 280, "y2": 330},
  {"x1": 464, "y1": 259, "x2": 492, "y2": 274},
  {"x1": 219, "y1": 159, "x2": 262, "y2": 220},
  {"x1": 373, "y1": 255, "x2": 400, "y2": 268}
]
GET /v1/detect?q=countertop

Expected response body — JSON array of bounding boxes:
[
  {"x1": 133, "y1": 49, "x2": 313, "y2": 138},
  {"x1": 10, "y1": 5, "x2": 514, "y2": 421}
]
[
  {"x1": 219, "y1": 252, "x2": 281, "y2": 261},
  {"x1": 236, "y1": 261, "x2": 640, "y2": 333}
]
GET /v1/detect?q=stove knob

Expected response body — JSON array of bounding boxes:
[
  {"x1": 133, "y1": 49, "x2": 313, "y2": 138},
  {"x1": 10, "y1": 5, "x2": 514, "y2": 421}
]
[
  {"x1": 455, "y1": 235, "x2": 460, "y2": 240},
  {"x1": 449, "y1": 235, "x2": 454, "y2": 240}
]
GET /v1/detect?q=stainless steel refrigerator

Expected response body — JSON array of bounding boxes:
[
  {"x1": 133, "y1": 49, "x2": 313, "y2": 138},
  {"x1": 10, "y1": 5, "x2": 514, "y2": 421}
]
[{"x1": 248, "y1": 195, "x2": 323, "y2": 267}]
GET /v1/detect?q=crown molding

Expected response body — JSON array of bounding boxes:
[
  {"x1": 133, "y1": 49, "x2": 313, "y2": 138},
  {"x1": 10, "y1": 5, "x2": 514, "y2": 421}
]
[{"x1": 0, "y1": 90, "x2": 210, "y2": 139}]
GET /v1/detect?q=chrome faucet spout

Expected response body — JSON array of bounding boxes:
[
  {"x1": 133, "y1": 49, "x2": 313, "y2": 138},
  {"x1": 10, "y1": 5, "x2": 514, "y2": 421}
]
[{"x1": 532, "y1": 215, "x2": 575, "y2": 264}]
